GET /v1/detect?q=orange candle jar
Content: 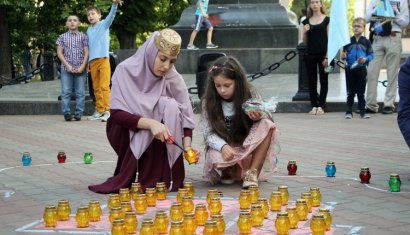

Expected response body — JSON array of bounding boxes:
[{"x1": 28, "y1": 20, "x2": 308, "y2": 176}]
[
  {"x1": 111, "y1": 218, "x2": 126, "y2": 235},
  {"x1": 309, "y1": 187, "x2": 322, "y2": 207},
  {"x1": 183, "y1": 213, "x2": 198, "y2": 235},
  {"x1": 110, "y1": 206, "x2": 125, "y2": 224},
  {"x1": 206, "y1": 189, "x2": 219, "y2": 205},
  {"x1": 140, "y1": 219, "x2": 155, "y2": 235},
  {"x1": 121, "y1": 201, "x2": 133, "y2": 214},
  {"x1": 131, "y1": 182, "x2": 142, "y2": 200},
  {"x1": 237, "y1": 211, "x2": 252, "y2": 234},
  {"x1": 250, "y1": 203, "x2": 264, "y2": 227},
  {"x1": 258, "y1": 198, "x2": 269, "y2": 219},
  {"x1": 239, "y1": 189, "x2": 251, "y2": 209},
  {"x1": 286, "y1": 206, "x2": 299, "y2": 229},
  {"x1": 310, "y1": 213, "x2": 326, "y2": 235},
  {"x1": 278, "y1": 186, "x2": 289, "y2": 206},
  {"x1": 275, "y1": 211, "x2": 290, "y2": 235},
  {"x1": 154, "y1": 210, "x2": 169, "y2": 234},
  {"x1": 119, "y1": 188, "x2": 131, "y2": 202},
  {"x1": 170, "y1": 202, "x2": 184, "y2": 221},
  {"x1": 209, "y1": 197, "x2": 222, "y2": 215},
  {"x1": 75, "y1": 206, "x2": 89, "y2": 228},
  {"x1": 211, "y1": 214, "x2": 225, "y2": 234},
  {"x1": 177, "y1": 188, "x2": 189, "y2": 203},
  {"x1": 88, "y1": 200, "x2": 102, "y2": 222},
  {"x1": 318, "y1": 208, "x2": 332, "y2": 231},
  {"x1": 57, "y1": 199, "x2": 71, "y2": 221},
  {"x1": 145, "y1": 188, "x2": 157, "y2": 207},
  {"x1": 124, "y1": 211, "x2": 138, "y2": 234},
  {"x1": 182, "y1": 196, "x2": 194, "y2": 214},
  {"x1": 248, "y1": 185, "x2": 259, "y2": 204},
  {"x1": 195, "y1": 203, "x2": 208, "y2": 226},
  {"x1": 295, "y1": 199, "x2": 308, "y2": 221},
  {"x1": 134, "y1": 193, "x2": 148, "y2": 215},
  {"x1": 203, "y1": 220, "x2": 218, "y2": 235},
  {"x1": 269, "y1": 191, "x2": 282, "y2": 211},
  {"x1": 43, "y1": 205, "x2": 57, "y2": 227},
  {"x1": 156, "y1": 182, "x2": 167, "y2": 200},
  {"x1": 108, "y1": 193, "x2": 121, "y2": 210},
  {"x1": 169, "y1": 220, "x2": 185, "y2": 235},
  {"x1": 184, "y1": 147, "x2": 198, "y2": 165},
  {"x1": 184, "y1": 181, "x2": 195, "y2": 198},
  {"x1": 301, "y1": 192, "x2": 313, "y2": 213}
]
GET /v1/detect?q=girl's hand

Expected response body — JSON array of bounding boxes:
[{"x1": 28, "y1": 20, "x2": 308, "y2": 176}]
[
  {"x1": 113, "y1": 0, "x2": 123, "y2": 6},
  {"x1": 149, "y1": 120, "x2": 168, "y2": 142},
  {"x1": 322, "y1": 58, "x2": 328, "y2": 67},
  {"x1": 248, "y1": 110, "x2": 263, "y2": 121},
  {"x1": 304, "y1": 24, "x2": 310, "y2": 31},
  {"x1": 221, "y1": 145, "x2": 236, "y2": 161}
]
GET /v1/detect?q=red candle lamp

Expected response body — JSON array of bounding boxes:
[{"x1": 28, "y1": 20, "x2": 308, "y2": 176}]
[
  {"x1": 359, "y1": 167, "x2": 371, "y2": 184},
  {"x1": 57, "y1": 151, "x2": 67, "y2": 163},
  {"x1": 287, "y1": 160, "x2": 297, "y2": 175}
]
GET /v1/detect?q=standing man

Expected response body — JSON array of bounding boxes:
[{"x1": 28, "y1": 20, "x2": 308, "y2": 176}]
[{"x1": 364, "y1": 0, "x2": 409, "y2": 114}]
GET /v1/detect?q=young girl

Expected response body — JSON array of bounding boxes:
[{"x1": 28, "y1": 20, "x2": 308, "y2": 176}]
[
  {"x1": 302, "y1": 0, "x2": 330, "y2": 115},
  {"x1": 201, "y1": 56, "x2": 277, "y2": 188}
]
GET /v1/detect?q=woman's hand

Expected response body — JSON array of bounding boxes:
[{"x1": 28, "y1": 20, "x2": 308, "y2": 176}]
[
  {"x1": 221, "y1": 145, "x2": 236, "y2": 161},
  {"x1": 247, "y1": 110, "x2": 263, "y2": 121},
  {"x1": 149, "y1": 120, "x2": 169, "y2": 142},
  {"x1": 322, "y1": 58, "x2": 328, "y2": 67},
  {"x1": 304, "y1": 24, "x2": 310, "y2": 31}
]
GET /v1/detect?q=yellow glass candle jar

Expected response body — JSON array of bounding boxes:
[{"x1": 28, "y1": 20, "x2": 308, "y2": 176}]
[
  {"x1": 310, "y1": 213, "x2": 326, "y2": 235},
  {"x1": 301, "y1": 192, "x2": 313, "y2": 213},
  {"x1": 131, "y1": 182, "x2": 143, "y2": 200},
  {"x1": 250, "y1": 203, "x2": 264, "y2": 227},
  {"x1": 76, "y1": 206, "x2": 89, "y2": 228},
  {"x1": 248, "y1": 185, "x2": 259, "y2": 204},
  {"x1": 269, "y1": 191, "x2": 282, "y2": 211},
  {"x1": 203, "y1": 220, "x2": 218, "y2": 235},
  {"x1": 88, "y1": 200, "x2": 102, "y2": 222},
  {"x1": 43, "y1": 205, "x2": 57, "y2": 228},
  {"x1": 145, "y1": 187, "x2": 157, "y2": 207},
  {"x1": 134, "y1": 193, "x2": 148, "y2": 215},
  {"x1": 184, "y1": 147, "x2": 198, "y2": 165},
  {"x1": 183, "y1": 213, "x2": 198, "y2": 235},
  {"x1": 111, "y1": 218, "x2": 126, "y2": 235},
  {"x1": 170, "y1": 202, "x2": 184, "y2": 221},
  {"x1": 318, "y1": 208, "x2": 332, "y2": 231},
  {"x1": 278, "y1": 186, "x2": 289, "y2": 206},
  {"x1": 309, "y1": 187, "x2": 322, "y2": 207},
  {"x1": 124, "y1": 211, "x2": 137, "y2": 234},
  {"x1": 211, "y1": 213, "x2": 226, "y2": 234},
  {"x1": 275, "y1": 211, "x2": 290, "y2": 235},
  {"x1": 184, "y1": 181, "x2": 195, "y2": 198},
  {"x1": 156, "y1": 182, "x2": 167, "y2": 200},
  {"x1": 286, "y1": 206, "x2": 299, "y2": 229},
  {"x1": 121, "y1": 201, "x2": 133, "y2": 214},
  {"x1": 110, "y1": 206, "x2": 125, "y2": 224},
  {"x1": 119, "y1": 188, "x2": 131, "y2": 202},
  {"x1": 182, "y1": 196, "x2": 194, "y2": 214},
  {"x1": 237, "y1": 211, "x2": 252, "y2": 234},
  {"x1": 195, "y1": 203, "x2": 208, "y2": 226},
  {"x1": 296, "y1": 199, "x2": 308, "y2": 221},
  {"x1": 258, "y1": 198, "x2": 269, "y2": 219},
  {"x1": 206, "y1": 189, "x2": 219, "y2": 205},
  {"x1": 57, "y1": 199, "x2": 71, "y2": 221},
  {"x1": 140, "y1": 219, "x2": 155, "y2": 235},
  {"x1": 108, "y1": 193, "x2": 121, "y2": 210},
  {"x1": 170, "y1": 220, "x2": 185, "y2": 235},
  {"x1": 209, "y1": 197, "x2": 222, "y2": 215},
  {"x1": 154, "y1": 210, "x2": 169, "y2": 234},
  {"x1": 239, "y1": 189, "x2": 251, "y2": 209},
  {"x1": 177, "y1": 188, "x2": 189, "y2": 203}
]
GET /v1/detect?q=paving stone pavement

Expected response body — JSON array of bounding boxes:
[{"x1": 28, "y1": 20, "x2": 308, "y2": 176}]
[{"x1": 0, "y1": 111, "x2": 409, "y2": 234}]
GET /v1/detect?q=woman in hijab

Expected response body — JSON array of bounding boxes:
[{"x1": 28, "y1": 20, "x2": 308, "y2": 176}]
[{"x1": 89, "y1": 28, "x2": 199, "y2": 193}]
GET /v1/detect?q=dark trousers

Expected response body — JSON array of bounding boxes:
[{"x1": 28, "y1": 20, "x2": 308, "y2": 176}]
[
  {"x1": 305, "y1": 54, "x2": 328, "y2": 108},
  {"x1": 345, "y1": 67, "x2": 367, "y2": 113}
]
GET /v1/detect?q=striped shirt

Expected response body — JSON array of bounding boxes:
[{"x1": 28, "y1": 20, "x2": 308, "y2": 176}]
[{"x1": 56, "y1": 31, "x2": 88, "y2": 71}]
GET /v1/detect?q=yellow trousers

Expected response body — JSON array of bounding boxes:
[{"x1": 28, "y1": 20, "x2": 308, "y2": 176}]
[{"x1": 90, "y1": 58, "x2": 111, "y2": 113}]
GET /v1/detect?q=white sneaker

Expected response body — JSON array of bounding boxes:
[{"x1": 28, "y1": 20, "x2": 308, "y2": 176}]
[
  {"x1": 242, "y1": 168, "x2": 258, "y2": 188},
  {"x1": 100, "y1": 111, "x2": 110, "y2": 122},
  {"x1": 87, "y1": 111, "x2": 103, "y2": 120}
]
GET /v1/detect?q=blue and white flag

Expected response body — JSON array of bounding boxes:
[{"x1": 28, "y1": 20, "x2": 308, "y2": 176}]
[{"x1": 327, "y1": 0, "x2": 350, "y2": 63}]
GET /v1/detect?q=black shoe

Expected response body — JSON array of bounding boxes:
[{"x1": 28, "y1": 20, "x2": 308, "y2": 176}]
[
  {"x1": 64, "y1": 113, "x2": 72, "y2": 121},
  {"x1": 382, "y1": 106, "x2": 394, "y2": 114},
  {"x1": 74, "y1": 114, "x2": 82, "y2": 121},
  {"x1": 365, "y1": 108, "x2": 377, "y2": 114}
]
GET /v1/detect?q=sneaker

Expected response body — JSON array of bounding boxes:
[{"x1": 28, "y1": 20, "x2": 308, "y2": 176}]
[
  {"x1": 187, "y1": 44, "x2": 199, "y2": 50},
  {"x1": 206, "y1": 43, "x2": 219, "y2": 49},
  {"x1": 365, "y1": 108, "x2": 377, "y2": 114},
  {"x1": 64, "y1": 113, "x2": 72, "y2": 121},
  {"x1": 316, "y1": 107, "x2": 325, "y2": 115},
  {"x1": 345, "y1": 112, "x2": 353, "y2": 119},
  {"x1": 74, "y1": 114, "x2": 82, "y2": 121},
  {"x1": 361, "y1": 113, "x2": 370, "y2": 119},
  {"x1": 308, "y1": 107, "x2": 317, "y2": 115},
  {"x1": 100, "y1": 111, "x2": 110, "y2": 122},
  {"x1": 382, "y1": 106, "x2": 393, "y2": 114},
  {"x1": 242, "y1": 168, "x2": 258, "y2": 188},
  {"x1": 88, "y1": 110, "x2": 103, "y2": 120}
]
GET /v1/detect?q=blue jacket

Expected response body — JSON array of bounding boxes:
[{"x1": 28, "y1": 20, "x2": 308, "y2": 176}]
[
  {"x1": 343, "y1": 36, "x2": 374, "y2": 69},
  {"x1": 398, "y1": 57, "x2": 410, "y2": 149}
]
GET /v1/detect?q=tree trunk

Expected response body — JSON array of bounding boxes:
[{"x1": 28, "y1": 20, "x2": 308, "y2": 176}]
[
  {"x1": 116, "y1": 29, "x2": 136, "y2": 49},
  {"x1": 0, "y1": 6, "x2": 13, "y2": 81}
]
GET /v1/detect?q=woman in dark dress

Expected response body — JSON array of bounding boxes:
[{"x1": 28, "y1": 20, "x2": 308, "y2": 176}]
[{"x1": 89, "y1": 29, "x2": 199, "y2": 194}]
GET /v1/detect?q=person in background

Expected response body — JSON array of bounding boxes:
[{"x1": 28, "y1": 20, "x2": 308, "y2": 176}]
[
  {"x1": 398, "y1": 57, "x2": 410, "y2": 148},
  {"x1": 21, "y1": 46, "x2": 32, "y2": 79}
]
